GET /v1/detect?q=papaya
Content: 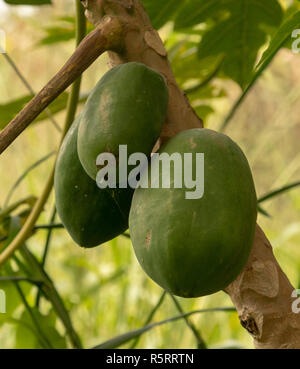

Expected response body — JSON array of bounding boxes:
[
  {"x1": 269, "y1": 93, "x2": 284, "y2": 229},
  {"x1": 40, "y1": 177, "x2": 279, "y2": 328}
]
[
  {"x1": 77, "y1": 62, "x2": 169, "y2": 181},
  {"x1": 129, "y1": 128, "x2": 257, "y2": 297},
  {"x1": 54, "y1": 114, "x2": 133, "y2": 248}
]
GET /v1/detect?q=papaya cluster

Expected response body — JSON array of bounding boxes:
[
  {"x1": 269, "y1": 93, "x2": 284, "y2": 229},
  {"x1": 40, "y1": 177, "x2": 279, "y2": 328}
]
[
  {"x1": 54, "y1": 63, "x2": 169, "y2": 247},
  {"x1": 54, "y1": 62, "x2": 257, "y2": 297}
]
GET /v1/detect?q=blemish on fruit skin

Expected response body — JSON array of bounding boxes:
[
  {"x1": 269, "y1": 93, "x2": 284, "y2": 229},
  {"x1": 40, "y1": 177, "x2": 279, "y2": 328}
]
[
  {"x1": 145, "y1": 230, "x2": 152, "y2": 250},
  {"x1": 190, "y1": 137, "x2": 196, "y2": 149}
]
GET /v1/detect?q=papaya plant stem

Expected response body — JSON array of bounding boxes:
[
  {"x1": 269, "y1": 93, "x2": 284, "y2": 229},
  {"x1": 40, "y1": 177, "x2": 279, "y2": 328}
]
[
  {"x1": 169, "y1": 294, "x2": 207, "y2": 349},
  {"x1": 4, "y1": 151, "x2": 55, "y2": 208},
  {"x1": 34, "y1": 223, "x2": 63, "y2": 231},
  {"x1": 19, "y1": 246, "x2": 82, "y2": 349},
  {"x1": 0, "y1": 1, "x2": 87, "y2": 268},
  {"x1": 2, "y1": 52, "x2": 61, "y2": 132},
  {"x1": 14, "y1": 281, "x2": 54, "y2": 349},
  {"x1": 0, "y1": 196, "x2": 36, "y2": 220},
  {"x1": 0, "y1": 276, "x2": 43, "y2": 284},
  {"x1": 0, "y1": 169, "x2": 55, "y2": 266},
  {"x1": 130, "y1": 290, "x2": 167, "y2": 349},
  {"x1": 35, "y1": 206, "x2": 57, "y2": 308}
]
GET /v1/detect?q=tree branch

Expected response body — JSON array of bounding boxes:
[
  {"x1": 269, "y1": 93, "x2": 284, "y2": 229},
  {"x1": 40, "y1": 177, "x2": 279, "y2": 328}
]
[{"x1": 0, "y1": 15, "x2": 123, "y2": 155}]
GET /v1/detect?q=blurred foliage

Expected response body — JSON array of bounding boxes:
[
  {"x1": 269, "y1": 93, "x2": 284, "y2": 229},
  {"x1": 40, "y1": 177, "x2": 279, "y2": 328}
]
[
  {"x1": 4, "y1": 0, "x2": 51, "y2": 5},
  {"x1": 0, "y1": 0, "x2": 300, "y2": 349}
]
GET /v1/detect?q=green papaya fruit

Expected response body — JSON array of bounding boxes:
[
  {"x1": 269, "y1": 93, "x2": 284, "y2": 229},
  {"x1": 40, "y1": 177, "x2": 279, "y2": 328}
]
[
  {"x1": 77, "y1": 62, "x2": 169, "y2": 180},
  {"x1": 129, "y1": 128, "x2": 257, "y2": 297},
  {"x1": 54, "y1": 114, "x2": 133, "y2": 248}
]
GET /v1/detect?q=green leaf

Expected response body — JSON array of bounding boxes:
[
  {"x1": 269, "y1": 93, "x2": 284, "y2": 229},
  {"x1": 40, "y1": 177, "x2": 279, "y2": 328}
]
[
  {"x1": 19, "y1": 247, "x2": 82, "y2": 349},
  {"x1": 142, "y1": 0, "x2": 183, "y2": 29},
  {"x1": 0, "y1": 217, "x2": 30, "y2": 324},
  {"x1": 194, "y1": 0, "x2": 283, "y2": 88},
  {"x1": 38, "y1": 27, "x2": 76, "y2": 45},
  {"x1": 257, "y1": 11, "x2": 300, "y2": 69},
  {"x1": 175, "y1": 0, "x2": 226, "y2": 30},
  {"x1": 0, "y1": 197, "x2": 37, "y2": 221},
  {"x1": 0, "y1": 216, "x2": 22, "y2": 249},
  {"x1": 15, "y1": 309, "x2": 66, "y2": 349},
  {"x1": 194, "y1": 105, "x2": 214, "y2": 121},
  {"x1": 257, "y1": 205, "x2": 271, "y2": 218},
  {"x1": 4, "y1": 152, "x2": 55, "y2": 207},
  {"x1": 0, "y1": 277, "x2": 22, "y2": 321},
  {"x1": 4, "y1": 0, "x2": 51, "y2": 4},
  {"x1": 169, "y1": 42, "x2": 220, "y2": 83},
  {"x1": 258, "y1": 181, "x2": 300, "y2": 203},
  {"x1": 0, "y1": 92, "x2": 88, "y2": 130},
  {"x1": 37, "y1": 21, "x2": 93, "y2": 46},
  {"x1": 221, "y1": 11, "x2": 300, "y2": 130},
  {"x1": 130, "y1": 291, "x2": 167, "y2": 349}
]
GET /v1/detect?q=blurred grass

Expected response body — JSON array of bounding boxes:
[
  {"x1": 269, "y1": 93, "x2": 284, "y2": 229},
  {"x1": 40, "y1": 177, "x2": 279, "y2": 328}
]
[{"x1": 0, "y1": 0, "x2": 299, "y2": 349}]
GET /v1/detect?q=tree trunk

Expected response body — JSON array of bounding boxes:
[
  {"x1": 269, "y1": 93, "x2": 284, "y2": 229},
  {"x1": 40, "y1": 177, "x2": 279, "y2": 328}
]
[{"x1": 81, "y1": 0, "x2": 300, "y2": 348}]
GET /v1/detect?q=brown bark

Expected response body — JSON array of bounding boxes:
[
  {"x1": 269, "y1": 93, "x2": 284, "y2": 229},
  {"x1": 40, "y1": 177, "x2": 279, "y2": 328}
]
[
  {"x1": 81, "y1": 0, "x2": 300, "y2": 348},
  {"x1": 225, "y1": 225, "x2": 300, "y2": 348}
]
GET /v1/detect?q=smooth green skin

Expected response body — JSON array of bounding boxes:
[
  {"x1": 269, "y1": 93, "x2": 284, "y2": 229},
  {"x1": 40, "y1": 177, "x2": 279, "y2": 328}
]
[
  {"x1": 129, "y1": 129, "x2": 257, "y2": 297},
  {"x1": 54, "y1": 115, "x2": 133, "y2": 248},
  {"x1": 77, "y1": 62, "x2": 169, "y2": 180}
]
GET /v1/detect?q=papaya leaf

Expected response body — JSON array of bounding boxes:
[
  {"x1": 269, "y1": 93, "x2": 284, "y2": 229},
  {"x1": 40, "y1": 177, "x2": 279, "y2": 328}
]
[
  {"x1": 257, "y1": 205, "x2": 271, "y2": 218},
  {"x1": 193, "y1": 105, "x2": 215, "y2": 121},
  {"x1": 130, "y1": 291, "x2": 167, "y2": 349},
  {"x1": 15, "y1": 309, "x2": 66, "y2": 349},
  {"x1": 37, "y1": 22, "x2": 93, "y2": 46},
  {"x1": 170, "y1": 42, "x2": 222, "y2": 84},
  {"x1": 0, "y1": 216, "x2": 22, "y2": 251},
  {"x1": 0, "y1": 92, "x2": 88, "y2": 130},
  {"x1": 0, "y1": 197, "x2": 37, "y2": 221},
  {"x1": 121, "y1": 233, "x2": 131, "y2": 239},
  {"x1": 193, "y1": 0, "x2": 283, "y2": 88},
  {"x1": 4, "y1": 0, "x2": 51, "y2": 4},
  {"x1": 0, "y1": 276, "x2": 42, "y2": 284},
  {"x1": 38, "y1": 27, "x2": 76, "y2": 45},
  {"x1": 0, "y1": 218, "x2": 31, "y2": 325},
  {"x1": 18, "y1": 246, "x2": 82, "y2": 349},
  {"x1": 169, "y1": 294, "x2": 206, "y2": 349},
  {"x1": 141, "y1": 0, "x2": 183, "y2": 29},
  {"x1": 258, "y1": 181, "x2": 300, "y2": 203},
  {"x1": 34, "y1": 223, "x2": 63, "y2": 230},
  {"x1": 175, "y1": 0, "x2": 283, "y2": 32},
  {"x1": 4, "y1": 151, "x2": 55, "y2": 207},
  {"x1": 184, "y1": 56, "x2": 225, "y2": 95},
  {"x1": 221, "y1": 11, "x2": 300, "y2": 131},
  {"x1": 257, "y1": 10, "x2": 300, "y2": 68},
  {"x1": 93, "y1": 307, "x2": 236, "y2": 349}
]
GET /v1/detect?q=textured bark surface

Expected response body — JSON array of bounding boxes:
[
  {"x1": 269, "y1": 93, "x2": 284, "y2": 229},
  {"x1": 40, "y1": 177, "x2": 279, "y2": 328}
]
[
  {"x1": 225, "y1": 225, "x2": 300, "y2": 348},
  {"x1": 81, "y1": 0, "x2": 300, "y2": 348}
]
